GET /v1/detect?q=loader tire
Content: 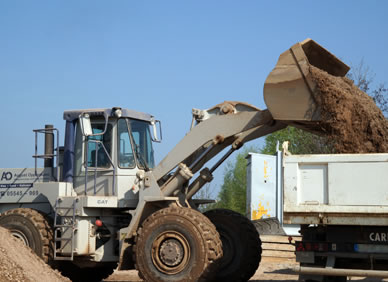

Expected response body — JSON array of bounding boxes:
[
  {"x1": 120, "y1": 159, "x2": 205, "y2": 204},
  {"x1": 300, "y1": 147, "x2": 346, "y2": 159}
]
[
  {"x1": 55, "y1": 261, "x2": 118, "y2": 282},
  {"x1": 204, "y1": 209, "x2": 262, "y2": 282},
  {"x1": 0, "y1": 208, "x2": 53, "y2": 263},
  {"x1": 134, "y1": 206, "x2": 222, "y2": 282}
]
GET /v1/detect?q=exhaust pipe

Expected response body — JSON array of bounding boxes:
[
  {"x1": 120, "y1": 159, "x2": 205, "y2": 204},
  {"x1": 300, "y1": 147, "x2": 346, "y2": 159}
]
[{"x1": 44, "y1": 124, "x2": 54, "y2": 169}]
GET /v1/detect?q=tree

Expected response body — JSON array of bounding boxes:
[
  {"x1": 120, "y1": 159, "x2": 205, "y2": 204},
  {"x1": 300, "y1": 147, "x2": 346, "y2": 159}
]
[
  {"x1": 347, "y1": 59, "x2": 388, "y2": 116},
  {"x1": 193, "y1": 183, "x2": 215, "y2": 212},
  {"x1": 372, "y1": 84, "x2": 388, "y2": 116},
  {"x1": 212, "y1": 146, "x2": 257, "y2": 215},
  {"x1": 260, "y1": 127, "x2": 334, "y2": 155}
]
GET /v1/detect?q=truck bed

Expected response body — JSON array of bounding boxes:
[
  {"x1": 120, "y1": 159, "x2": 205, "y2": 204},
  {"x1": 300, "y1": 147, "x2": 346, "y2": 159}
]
[
  {"x1": 246, "y1": 152, "x2": 388, "y2": 230},
  {"x1": 283, "y1": 153, "x2": 388, "y2": 226}
]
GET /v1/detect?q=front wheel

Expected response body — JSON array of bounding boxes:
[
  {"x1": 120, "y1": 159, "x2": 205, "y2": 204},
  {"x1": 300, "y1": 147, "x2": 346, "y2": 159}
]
[
  {"x1": 134, "y1": 206, "x2": 222, "y2": 282},
  {"x1": 0, "y1": 208, "x2": 53, "y2": 263},
  {"x1": 205, "y1": 209, "x2": 262, "y2": 282}
]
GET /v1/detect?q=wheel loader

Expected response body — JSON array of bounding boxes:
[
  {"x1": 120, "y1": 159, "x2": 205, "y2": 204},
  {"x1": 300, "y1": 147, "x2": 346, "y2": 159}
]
[{"x1": 0, "y1": 39, "x2": 349, "y2": 282}]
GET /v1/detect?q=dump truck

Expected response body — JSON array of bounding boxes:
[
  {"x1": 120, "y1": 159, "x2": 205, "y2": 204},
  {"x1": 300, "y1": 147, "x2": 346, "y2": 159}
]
[
  {"x1": 247, "y1": 145, "x2": 388, "y2": 282},
  {"x1": 0, "y1": 39, "x2": 349, "y2": 282}
]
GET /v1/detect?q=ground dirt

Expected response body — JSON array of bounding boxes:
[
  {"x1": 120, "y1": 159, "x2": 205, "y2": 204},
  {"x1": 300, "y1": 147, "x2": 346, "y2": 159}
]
[
  {"x1": 0, "y1": 227, "x2": 69, "y2": 282},
  {"x1": 105, "y1": 236, "x2": 388, "y2": 282},
  {"x1": 0, "y1": 218, "x2": 385, "y2": 282},
  {"x1": 310, "y1": 66, "x2": 388, "y2": 153}
]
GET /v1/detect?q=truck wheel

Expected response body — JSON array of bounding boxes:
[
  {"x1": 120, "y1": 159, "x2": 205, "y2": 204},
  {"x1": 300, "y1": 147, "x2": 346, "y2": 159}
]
[
  {"x1": 134, "y1": 206, "x2": 222, "y2": 282},
  {"x1": 204, "y1": 208, "x2": 262, "y2": 282},
  {"x1": 0, "y1": 208, "x2": 53, "y2": 263},
  {"x1": 55, "y1": 261, "x2": 118, "y2": 282}
]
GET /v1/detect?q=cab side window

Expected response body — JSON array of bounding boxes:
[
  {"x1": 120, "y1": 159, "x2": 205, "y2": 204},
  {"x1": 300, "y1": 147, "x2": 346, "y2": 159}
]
[
  {"x1": 118, "y1": 119, "x2": 135, "y2": 168},
  {"x1": 87, "y1": 123, "x2": 112, "y2": 168}
]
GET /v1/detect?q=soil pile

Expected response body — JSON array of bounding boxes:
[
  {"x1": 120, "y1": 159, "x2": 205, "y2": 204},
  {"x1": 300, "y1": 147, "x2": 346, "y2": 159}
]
[
  {"x1": 310, "y1": 66, "x2": 388, "y2": 153},
  {"x1": 0, "y1": 227, "x2": 69, "y2": 282}
]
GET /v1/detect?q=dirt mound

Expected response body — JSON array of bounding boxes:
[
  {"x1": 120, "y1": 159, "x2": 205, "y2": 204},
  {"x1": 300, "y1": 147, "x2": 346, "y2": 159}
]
[
  {"x1": 310, "y1": 66, "x2": 388, "y2": 153},
  {"x1": 0, "y1": 227, "x2": 69, "y2": 282}
]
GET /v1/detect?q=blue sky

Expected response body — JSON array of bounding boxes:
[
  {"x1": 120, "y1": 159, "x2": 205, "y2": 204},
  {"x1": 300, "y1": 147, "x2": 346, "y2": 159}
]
[{"x1": 1, "y1": 1, "x2": 387, "y2": 194}]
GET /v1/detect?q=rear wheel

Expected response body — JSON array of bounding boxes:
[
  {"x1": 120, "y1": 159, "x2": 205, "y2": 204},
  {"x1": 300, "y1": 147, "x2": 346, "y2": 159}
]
[
  {"x1": 204, "y1": 209, "x2": 262, "y2": 282},
  {"x1": 134, "y1": 206, "x2": 222, "y2": 282},
  {"x1": 0, "y1": 208, "x2": 53, "y2": 263}
]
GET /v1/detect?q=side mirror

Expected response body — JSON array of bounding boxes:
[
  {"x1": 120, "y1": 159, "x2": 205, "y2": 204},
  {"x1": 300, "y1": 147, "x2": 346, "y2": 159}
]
[
  {"x1": 150, "y1": 118, "x2": 162, "y2": 143},
  {"x1": 79, "y1": 114, "x2": 93, "y2": 136}
]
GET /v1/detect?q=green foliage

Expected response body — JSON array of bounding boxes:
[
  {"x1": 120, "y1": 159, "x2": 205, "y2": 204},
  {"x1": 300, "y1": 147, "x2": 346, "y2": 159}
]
[
  {"x1": 260, "y1": 127, "x2": 335, "y2": 155},
  {"x1": 193, "y1": 183, "x2": 215, "y2": 213},
  {"x1": 213, "y1": 147, "x2": 257, "y2": 215}
]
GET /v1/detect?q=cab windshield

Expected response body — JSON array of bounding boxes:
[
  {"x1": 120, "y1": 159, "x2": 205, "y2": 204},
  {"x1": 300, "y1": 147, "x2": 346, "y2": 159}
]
[{"x1": 118, "y1": 118, "x2": 155, "y2": 169}]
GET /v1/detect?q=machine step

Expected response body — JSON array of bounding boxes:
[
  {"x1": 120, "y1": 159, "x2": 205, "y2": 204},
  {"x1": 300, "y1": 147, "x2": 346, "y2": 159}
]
[{"x1": 53, "y1": 198, "x2": 77, "y2": 261}]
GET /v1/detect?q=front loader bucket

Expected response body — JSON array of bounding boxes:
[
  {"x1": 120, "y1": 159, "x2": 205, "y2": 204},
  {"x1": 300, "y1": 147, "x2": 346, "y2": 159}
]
[{"x1": 264, "y1": 38, "x2": 349, "y2": 127}]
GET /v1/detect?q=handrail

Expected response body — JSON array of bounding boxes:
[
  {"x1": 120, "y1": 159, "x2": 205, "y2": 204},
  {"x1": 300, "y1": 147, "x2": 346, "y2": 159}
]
[{"x1": 32, "y1": 128, "x2": 60, "y2": 181}]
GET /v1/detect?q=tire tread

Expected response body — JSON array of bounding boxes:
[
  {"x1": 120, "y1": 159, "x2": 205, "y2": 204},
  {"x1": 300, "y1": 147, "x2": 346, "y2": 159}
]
[
  {"x1": 205, "y1": 208, "x2": 262, "y2": 282},
  {"x1": 134, "y1": 206, "x2": 222, "y2": 282},
  {"x1": 0, "y1": 208, "x2": 53, "y2": 263}
]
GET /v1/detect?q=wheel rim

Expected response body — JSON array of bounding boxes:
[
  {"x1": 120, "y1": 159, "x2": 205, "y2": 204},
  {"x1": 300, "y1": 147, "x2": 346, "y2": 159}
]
[
  {"x1": 151, "y1": 231, "x2": 190, "y2": 275},
  {"x1": 10, "y1": 229, "x2": 29, "y2": 246}
]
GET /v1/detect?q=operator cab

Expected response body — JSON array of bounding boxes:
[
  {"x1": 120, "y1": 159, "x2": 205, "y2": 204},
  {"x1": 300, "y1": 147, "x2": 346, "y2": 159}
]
[
  {"x1": 62, "y1": 107, "x2": 161, "y2": 207},
  {"x1": 85, "y1": 118, "x2": 155, "y2": 170}
]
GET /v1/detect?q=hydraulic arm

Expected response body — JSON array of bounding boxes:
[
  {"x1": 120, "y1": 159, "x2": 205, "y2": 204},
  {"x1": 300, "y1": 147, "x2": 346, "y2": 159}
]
[
  {"x1": 154, "y1": 101, "x2": 286, "y2": 198},
  {"x1": 154, "y1": 38, "x2": 349, "y2": 199}
]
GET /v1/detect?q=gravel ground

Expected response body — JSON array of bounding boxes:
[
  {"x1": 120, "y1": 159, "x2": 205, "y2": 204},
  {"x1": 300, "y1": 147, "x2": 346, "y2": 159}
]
[
  {"x1": 104, "y1": 235, "x2": 388, "y2": 282},
  {"x1": 0, "y1": 227, "x2": 69, "y2": 282},
  {"x1": 105, "y1": 257, "x2": 388, "y2": 282},
  {"x1": 105, "y1": 256, "x2": 299, "y2": 282}
]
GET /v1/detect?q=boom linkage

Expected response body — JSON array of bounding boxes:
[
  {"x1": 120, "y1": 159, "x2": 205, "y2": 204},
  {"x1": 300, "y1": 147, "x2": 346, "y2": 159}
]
[{"x1": 153, "y1": 101, "x2": 286, "y2": 198}]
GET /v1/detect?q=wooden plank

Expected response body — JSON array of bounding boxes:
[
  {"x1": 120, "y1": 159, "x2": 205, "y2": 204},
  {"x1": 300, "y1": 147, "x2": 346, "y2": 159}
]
[
  {"x1": 262, "y1": 250, "x2": 295, "y2": 258},
  {"x1": 260, "y1": 235, "x2": 297, "y2": 259},
  {"x1": 262, "y1": 242, "x2": 295, "y2": 251},
  {"x1": 261, "y1": 235, "x2": 301, "y2": 243}
]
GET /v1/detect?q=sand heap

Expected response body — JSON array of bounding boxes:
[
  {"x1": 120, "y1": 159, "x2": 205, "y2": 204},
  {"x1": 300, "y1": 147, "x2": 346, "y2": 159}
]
[
  {"x1": 310, "y1": 66, "x2": 388, "y2": 153},
  {"x1": 0, "y1": 227, "x2": 69, "y2": 282}
]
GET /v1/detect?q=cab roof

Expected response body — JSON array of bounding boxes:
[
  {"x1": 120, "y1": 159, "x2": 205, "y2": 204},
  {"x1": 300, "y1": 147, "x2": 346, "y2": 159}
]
[{"x1": 63, "y1": 107, "x2": 153, "y2": 122}]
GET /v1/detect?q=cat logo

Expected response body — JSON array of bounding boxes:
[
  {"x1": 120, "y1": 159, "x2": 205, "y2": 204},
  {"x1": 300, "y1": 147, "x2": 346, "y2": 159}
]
[{"x1": 97, "y1": 199, "x2": 108, "y2": 205}]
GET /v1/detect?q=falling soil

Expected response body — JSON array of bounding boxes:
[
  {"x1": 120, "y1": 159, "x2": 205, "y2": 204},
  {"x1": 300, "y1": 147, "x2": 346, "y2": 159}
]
[
  {"x1": 0, "y1": 227, "x2": 69, "y2": 282},
  {"x1": 309, "y1": 66, "x2": 388, "y2": 153}
]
